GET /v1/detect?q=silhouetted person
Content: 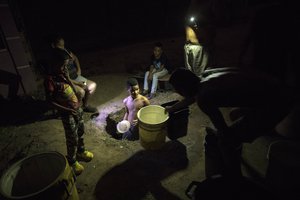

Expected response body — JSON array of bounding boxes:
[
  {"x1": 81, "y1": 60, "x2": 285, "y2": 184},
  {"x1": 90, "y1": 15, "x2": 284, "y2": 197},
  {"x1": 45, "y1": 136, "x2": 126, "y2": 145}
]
[{"x1": 165, "y1": 67, "x2": 299, "y2": 177}]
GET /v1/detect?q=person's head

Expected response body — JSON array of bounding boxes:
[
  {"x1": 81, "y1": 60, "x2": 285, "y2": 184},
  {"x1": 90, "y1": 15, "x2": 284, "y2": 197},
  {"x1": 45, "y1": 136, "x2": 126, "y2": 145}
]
[
  {"x1": 153, "y1": 42, "x2": 163, "y2": 59},
  {"x1": 50, "y1": 53, "x2": 68, "y2": 75},
  {"x1": 185, "y1": 0, "x2": 216, "y2": 45},
  {"x1": 126, "y1": 78, "x2": 139, "y2": 98},
  {"x1": 169, "y1": 68, "x2": 200, "y2": 97},
  {"x1": 185, "y1": 19, "x2": 215, "y2": 45},
  {"x1": 51, "y1": 34, "x2": 65, "y2": 49}
]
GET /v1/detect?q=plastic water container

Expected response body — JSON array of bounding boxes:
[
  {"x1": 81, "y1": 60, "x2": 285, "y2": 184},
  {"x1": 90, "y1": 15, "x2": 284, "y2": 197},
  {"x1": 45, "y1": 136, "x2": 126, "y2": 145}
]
[
  {"x1": 0, "y1": 151, "x2": 79, "y2": 200},
  {"x1": 137, "y1": 105, "x2": 169, "y2": 150}
]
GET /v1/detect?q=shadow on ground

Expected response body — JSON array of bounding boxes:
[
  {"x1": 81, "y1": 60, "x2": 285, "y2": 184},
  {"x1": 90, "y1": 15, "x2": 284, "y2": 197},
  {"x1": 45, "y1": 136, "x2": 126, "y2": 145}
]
[
  {"x1": 0, "y1": 97, "x2": 56, "y2": 126},
  {"x1": 94, "y1": 140, "x2": 189, "y2": 200}
]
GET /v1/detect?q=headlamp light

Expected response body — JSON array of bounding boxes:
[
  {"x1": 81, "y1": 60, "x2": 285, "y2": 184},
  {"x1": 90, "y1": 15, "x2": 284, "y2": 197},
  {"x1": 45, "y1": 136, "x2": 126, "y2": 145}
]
[{"x1": 187, "y1": 16, "x2": 198, "y2": 29}]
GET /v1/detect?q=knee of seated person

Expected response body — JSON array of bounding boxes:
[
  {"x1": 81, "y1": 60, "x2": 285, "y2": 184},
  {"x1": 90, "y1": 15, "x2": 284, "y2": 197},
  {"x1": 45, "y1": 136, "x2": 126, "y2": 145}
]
[
  {"x1": 77, "y1": 87, "x2": 85, "y2": 97},
  {"x1": 88, "y1": 81, "x2": 97, "y2": 92},
  {"x1": 152, "y1": 74, "x2": 159, "y2": 79}
]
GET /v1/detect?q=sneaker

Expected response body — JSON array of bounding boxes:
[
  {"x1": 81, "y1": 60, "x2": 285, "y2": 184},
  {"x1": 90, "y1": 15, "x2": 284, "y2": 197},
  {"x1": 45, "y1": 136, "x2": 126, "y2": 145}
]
[
  {"x1": 83, "y1": 105, "x2": 97, "y2": 113},
  {"x1": 71, "y1": 161, "x2": 84, "y2": 176},
  {"x1": 77, "y1": 150, "x2": 94, "y2": 162}
]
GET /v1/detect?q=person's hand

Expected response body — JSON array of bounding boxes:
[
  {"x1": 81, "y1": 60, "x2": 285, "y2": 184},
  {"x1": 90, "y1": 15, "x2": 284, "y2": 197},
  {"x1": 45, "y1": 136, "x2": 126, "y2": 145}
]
[
  {"x1": 164, "y1": 106, "x2": 172, "y2": 114},
  {"x1": 132, "y1": 119, "x2": 138, "y2": 126},
  {"x1": 69, "y1": 108, "x2": 78, "y2": 116},
  {"x1": 148, "y1": 73, "x2": 153, "y2": 81}
]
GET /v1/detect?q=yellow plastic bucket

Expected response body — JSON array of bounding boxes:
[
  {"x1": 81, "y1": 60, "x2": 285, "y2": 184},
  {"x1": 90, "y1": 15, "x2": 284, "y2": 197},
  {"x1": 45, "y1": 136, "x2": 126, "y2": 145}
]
[
  {"x1": 0, "y1": 151, "x2": 79, "y2": 200},
  {"x1": 137, "y1": 105, "x2": 169, "y2": 150}
]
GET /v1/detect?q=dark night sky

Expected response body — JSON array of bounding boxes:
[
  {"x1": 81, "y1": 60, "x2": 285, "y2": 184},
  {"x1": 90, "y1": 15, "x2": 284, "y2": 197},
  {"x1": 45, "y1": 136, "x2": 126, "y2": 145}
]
[{"x1": 15, "y1": 0, "x2": 191, "y2": 56}]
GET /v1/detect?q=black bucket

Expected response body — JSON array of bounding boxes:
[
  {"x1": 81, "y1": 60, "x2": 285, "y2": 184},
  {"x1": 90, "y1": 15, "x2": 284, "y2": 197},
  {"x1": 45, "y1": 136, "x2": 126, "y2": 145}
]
[{"x1": 161, "y1": 100, "x2": 189, "y2": 140}]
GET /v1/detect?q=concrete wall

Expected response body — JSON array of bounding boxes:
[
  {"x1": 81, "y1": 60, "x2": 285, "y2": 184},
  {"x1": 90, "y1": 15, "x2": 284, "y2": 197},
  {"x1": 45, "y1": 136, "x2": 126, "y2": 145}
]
[{"x1": 0, "y1": 3, "x2": 37, "y2": 98}]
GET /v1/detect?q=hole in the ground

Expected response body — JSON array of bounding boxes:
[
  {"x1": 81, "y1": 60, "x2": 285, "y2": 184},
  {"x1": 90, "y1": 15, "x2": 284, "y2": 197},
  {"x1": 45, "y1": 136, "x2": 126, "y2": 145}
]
[{"x1": 105, "y1": 108, "x2": 126, "y2": 140}]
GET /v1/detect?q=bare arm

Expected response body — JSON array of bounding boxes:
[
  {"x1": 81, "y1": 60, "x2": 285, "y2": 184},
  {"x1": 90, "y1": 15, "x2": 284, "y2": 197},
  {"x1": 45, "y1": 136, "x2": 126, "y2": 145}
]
[
  {"x1": 71, "y1": 52, "x2": 82, "y2": 75},
  {"x1": 143, "y1": 96, "x2": 150, "y2": 106},
  {"x1": 123, "y1": 103, "x2": 129, "y2": 120},
  {"x1": 50, "y1": 100, "x2": 77, "y2": 115},
  {"x1": 71, "y1": 79, "x2": 86, "y2": 88},
  {"x1": 63, "y1": 69, "x2": 85, "y2": 99},
  {"x1": 122, "y1": 96, "x2": 129, "y2": 121},
  {"x1": 156, "y1": 64, "x2": 165, "y2": 72}
]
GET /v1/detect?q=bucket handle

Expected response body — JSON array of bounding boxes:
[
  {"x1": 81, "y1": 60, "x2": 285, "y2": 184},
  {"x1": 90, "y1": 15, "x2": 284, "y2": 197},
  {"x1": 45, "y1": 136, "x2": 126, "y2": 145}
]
[
  {"x1": 185, "y1": 181, "x2": 201, "y2": 199},
  {"x1": 60, "y1": 169, "x2": 77, "y2": 200},
  {"x1": 61, "y1": 179, "x2": 75, "y2": 200}
]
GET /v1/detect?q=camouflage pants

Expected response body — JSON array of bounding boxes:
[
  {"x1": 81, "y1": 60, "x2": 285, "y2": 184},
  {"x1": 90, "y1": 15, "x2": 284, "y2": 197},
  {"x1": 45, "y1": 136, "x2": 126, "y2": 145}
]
[{"x1": 61, "y1": 107, "x2": 85, "y2": 164}]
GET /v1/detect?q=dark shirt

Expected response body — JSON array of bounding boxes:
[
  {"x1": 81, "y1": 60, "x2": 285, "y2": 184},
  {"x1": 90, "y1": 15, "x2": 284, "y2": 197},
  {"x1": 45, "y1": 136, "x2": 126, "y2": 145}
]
[
  {"x1": 52, "y1": 48, "x2": 78, "y2": 79},
  {"x1": 150, "y1": 53, "x2": 170, "y2": 72}
]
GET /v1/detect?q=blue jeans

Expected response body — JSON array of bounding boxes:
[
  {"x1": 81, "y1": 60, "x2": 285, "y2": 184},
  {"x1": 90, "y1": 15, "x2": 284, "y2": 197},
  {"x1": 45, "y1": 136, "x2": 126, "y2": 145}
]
[{"x1": 122, "y1": 124, "x2": 139, "y2": 141}]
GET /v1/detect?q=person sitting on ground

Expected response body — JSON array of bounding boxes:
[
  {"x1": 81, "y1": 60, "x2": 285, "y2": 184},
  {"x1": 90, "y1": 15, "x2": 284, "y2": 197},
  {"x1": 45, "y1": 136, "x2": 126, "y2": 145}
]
[
  {"x1": 51, "y1": 35, "x2": 97, "y2": 113},
  {"x1": 143, "y1": 42, "x2": 169, "y2": 99},
  {"x1": 122, "y1": 77, "x2": 150, "y2": 140},
  {"x1": 44, "y1": 54, "x2": 94, "y2": 175},
  {"x1": 165, "y1": 67, "x2": 299, "y2": 178}
]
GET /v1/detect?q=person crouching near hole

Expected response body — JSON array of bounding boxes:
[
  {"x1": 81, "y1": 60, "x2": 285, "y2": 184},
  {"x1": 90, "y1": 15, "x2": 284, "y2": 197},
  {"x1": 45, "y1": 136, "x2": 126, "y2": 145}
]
[
  {"x1": 121, "y1": 78, "x2": 150, "y2": 140},
  {"x1": 44, "y1": 54, "x2": 93, "y2": 176}
]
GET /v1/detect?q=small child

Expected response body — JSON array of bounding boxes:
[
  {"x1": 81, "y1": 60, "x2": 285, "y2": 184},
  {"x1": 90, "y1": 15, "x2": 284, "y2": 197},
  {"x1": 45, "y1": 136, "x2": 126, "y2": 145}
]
[
  {"x1": 122, "y1": 78, "x2": 150, "y2": 140},
  {"x1": 44, "y1": 54, "x2": 93, "y2": 175}
]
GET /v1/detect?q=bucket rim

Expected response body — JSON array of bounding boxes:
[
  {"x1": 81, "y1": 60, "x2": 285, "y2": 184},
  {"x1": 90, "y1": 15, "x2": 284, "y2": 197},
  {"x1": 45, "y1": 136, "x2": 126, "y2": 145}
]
[
  {"x1": 0, "y1": 151, "x2": 67, "y2": 199},
  {"x1": 137, "y1": 105, "x2": 169, "y2": 125}
]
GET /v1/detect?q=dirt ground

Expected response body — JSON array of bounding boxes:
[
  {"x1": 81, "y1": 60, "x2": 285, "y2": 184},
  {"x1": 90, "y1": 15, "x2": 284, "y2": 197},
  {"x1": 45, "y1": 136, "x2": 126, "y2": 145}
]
[
  {"x1": 0, "y1": 71, "x2": 214, "y2": 200},
  {"x1": 0, "y1": 9, "x2": 252, "y2": 199}
]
